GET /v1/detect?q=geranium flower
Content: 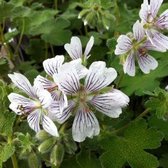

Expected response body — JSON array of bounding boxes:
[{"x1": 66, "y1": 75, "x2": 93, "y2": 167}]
[
  {"x1": 49, "y1": 61, "x2": 129, "y2": 142},
  {"x1": 139, "y1": 0, "x2": 168, "y2": 50},
  {"x1": 115, "y1": 20, "x2": 162, "y2": 76},
  {"x1": 8, "y1": 73, "x2": 59, "y2": 137},
  {"x1": 64, "y1": 36, "x2": 94, "y2": 60},
  {"x1": 35, "y1": 55, "x2": 88, "y2": 113}
]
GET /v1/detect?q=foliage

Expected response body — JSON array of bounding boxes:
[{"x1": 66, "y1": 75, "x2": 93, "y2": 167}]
[
  {"x1": 0, "y1": 0, "x2": 168, "y2": 168},
  {"x1": 100, "y1": 119, "x2": 163, "y2": 168}
]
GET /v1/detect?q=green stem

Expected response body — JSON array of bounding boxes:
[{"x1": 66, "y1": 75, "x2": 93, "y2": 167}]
[
  {"x1": 14, "y1": 19, "x2": 25, "y2": 57},
  {"x1": 116, "y1": 71, "x2": 124, "y2": 88},
  {"x1": 136, "y1": 108, "x2": 151, "y2": 120},
  {"x1": 0, "y1": 22, "x2": 13, "y2": 60},
  {"x1": 114, "y1": 0, "x2": 120, "y2": 25},
  {"x1": 11, "y1": 154, "x2": 19, "y2": 168},
  {"x1": 54, "y1": 0, "x2": 58, "y2": 9},
  {"x1": 84, "y1": 25, "x2": 88, "y2": 35},
  {"x1": 45, "y1": 43, "x2": 48, "y2": 59},
  {"x1": 50, "y1": 44, "x2": 55, "y2": 57},
  {"x1": 8, "y1": 136, "x2": 19, "y2": 168}
]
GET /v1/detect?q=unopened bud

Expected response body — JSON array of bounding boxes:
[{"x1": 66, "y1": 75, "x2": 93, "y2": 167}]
[
  {"x1": 50, "y1": 144, "x2": 64, "y2": 167},
  {"x1": 28, "y1": 152, "x2": 39, "y2": 168},
  {"x1": 38, "y1": 138, "x2": 55, "y2": 154},
  {"x1": 36, "y1": 130, "x2": 51, "y2": 141}
]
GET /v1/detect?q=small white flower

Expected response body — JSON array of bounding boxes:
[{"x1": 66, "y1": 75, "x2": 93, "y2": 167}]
[
  {"x1": 115, "y1": 20, "x2": 161, "y2": 76},
  {"x1": 8, "y1": 27, "x2": 17, "y2": 43},
  {"x1": 165, "y1": 85, "x2": 168, "y2": 91},
  {"x1": 139, "y1": 0, "x2": 168, "y2": 50},
  {"x1": 64, "y1": 36, "x2": 94, "y2": 60},
  {"x1": 35, "y1": 55, "x2": 88, "y2": 113},
  {"x1": 84, "y1": 20, "x2": 88, "y2": 26},
  {"x1": 8, "y1": 73, "x2": 59, "y2": 137},
  {"x1": 50, "y1": 61, "x2": 129, "y2": 142},
  {"x1": 8, "y1": 28, "x2": 17, "y2": 33}
]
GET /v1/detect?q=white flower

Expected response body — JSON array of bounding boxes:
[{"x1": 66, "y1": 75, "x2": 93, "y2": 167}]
[
  {"x1": 7, "y1": 27, "x2": 17, "y2": 43},
  {"x1": 35, "y1": 55, "x2": 88, "y2": 113},
  {"x1": 50, "y1": 61, "x2": 129, "y2": 142},
  {"x1": 139, "y1": 0, "x2": 168, "y2": 50},
  {"x1": 165, "y1": 85, "x2": 168, "y2": 91},
  {"x1": 115, "y1": 20, "x2": 161, "y2": 76},
  {"x1": 8, "y1": 73, "x2": 59, "y2": 137},
  {"x1": 64, "y1": 36, "x2": 94, "y2": 60}
]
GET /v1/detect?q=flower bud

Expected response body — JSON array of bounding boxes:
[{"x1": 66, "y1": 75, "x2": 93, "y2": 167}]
[
  {"x1": 78, "y1": 9, "x2": 90, "y2": 19},
  {"x1": 38, "y1": 138, "x2": 55, "y2": 154},
  {"x1": 50, "y1": 144, "x2": 64, "y2": 167},
  {"x1": 28, "y1": 152, "x2": 40, "y2": 168},
  {"x1": 36, "y1": 130, "x2": 51, "y2": 141}
]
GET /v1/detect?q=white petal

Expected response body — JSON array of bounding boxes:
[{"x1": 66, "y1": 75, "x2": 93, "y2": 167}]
[
  {"x1": 146, "y1": 30, "x2": 168, "y2": 50},
  {"x1": 59, "y1": 93, "x2": 68, "y2": 113},
  {"x1": 139, "y1": 0, "x2": 149, "y2": 22},
  {"x1": 27, "y1": 110, "x2": 41, "y2": 133},
  {"x1": 85, "y1": 61, "x2": 117, "y2": 92},
  {"x1": 90, "y1": 89, "x2": 129, "y2": 118},
  {"x1": 43, "y1": 55, "x2": 64, "y2": 76},
  {"x1": 64, "y1": 36, "x2": 82, "y2": 59},
  {"x1": 34, "y1": 75, "x2": 57, "y2": 91},
  {"x1": 91, "y1": 89, "x2": 129, "y2": 107},
  {"x1": 41, "y1": 115, "x2": 59, "y2": 137},
  {"x1": 133, "y1": 20, "x2": 145, "y2": 41},
  {"x1": 34, "y1": 85, "x2": 53, "y2": 108},
  {"x1": 144, "y1": 40, "x2": 166, "y2": 52},
  {"x1": 165, "y1": 85, "x2": 168, "y2": 91},
  {"x1": 53, "y1": 65, "x2": 80, "y2": 95},
  {"x1": 84, "y1": 36, "x2": 94, "y2": 58},
  {"x1": 8, "y1": 93, "x2": 35, "y2": 114},
  {"x1": 115, "y1": 35, "x2": 132, "y2": 55},
  {"x1": 156, "y1": 9, "x2": 168, "y2": 29},
  {"x1": 150, "y1": 0, "x2": 163, "y2": 18},
  {"x1": 137, "y1": 53, "x2": 158, "y2": 74},
  {"x1": 48, "y1": 101, "x2": 74, "y2": 124},
  {"x1": 123, "y1": 51, "x2": 135, "y2": 76},
  {"x1": 8, "y1": 73, "x2": 36, "y2": 98},
  {"x1": 68, "y1": 59, "x2": 88, "y2": 78},
  {"x1": 72, "y1": 108, "x2": 100, "y2": 142}
]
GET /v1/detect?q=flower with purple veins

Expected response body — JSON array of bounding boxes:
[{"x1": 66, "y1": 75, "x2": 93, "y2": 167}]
[
  {"x1": 49, "y1": 61, "x2": 129, "y2": 142},
  {"x1": 64, "y1": 36, "x2": 94, "y2": 61},
  {"x1": 115, "y1": 20, "x2": 163, "y2": 76},
  {"x1": 139, "y1": 0, "x2": 168, "y2": 50},
  {"x1": 8, "y1": 73, "x2": 59, "y2": 137},
  {"x1": 35, "y1": 55, "x2": 88, "y2": 113}
]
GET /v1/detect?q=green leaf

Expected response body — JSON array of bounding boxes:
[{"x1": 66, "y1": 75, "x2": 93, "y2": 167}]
[
  {"x1": 16, "y1": 133, "x2": 35, "y2": 157},
  {"x1": 14, "y1": 9, "x2": 57, "y2": 34},
  {"x1": 148, "y1": 115, "x2": 168, "y2": 140},
  {"x1": 159, "y1": 154, "x2": 168, "y2": 168},
  {"x1": 0, "y1": 144, "x2": 15, "y2": 168},
  {"x1": 41, "y1": 18, "x2": 72, "y2": 45},
  {"x1": 145, "y1": 88, "x2": 168, "y2": 120},
  {"x1": 0, "y1": 110, "x2": 16, "y2": 136},
  {"x1": 76, "y1": 150, "x2": 101, "y2": 168},
  {"x1": 100, "y1": 119, "x2": 163, "y2": 168},
  {"x1": 10, "y1": 0, "x2": 26, "y2": 6},
  {"x1": 119, "y1": 53, "x2": 168, "y2": 96},
  {"x1": 25, "y1": 39, "x2": 46, "y2": 63},
  {"x1": 0, "y1": 81, "x2": 16, "y2": 136},
  {"x1": 0, "y1": 2, "x2": 13, "y2": 22}
]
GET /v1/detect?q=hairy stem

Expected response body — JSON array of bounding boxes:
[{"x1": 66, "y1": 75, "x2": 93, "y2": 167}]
[{"x1": 11, "y1": 154, "x2": 19, "y2": 168}]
